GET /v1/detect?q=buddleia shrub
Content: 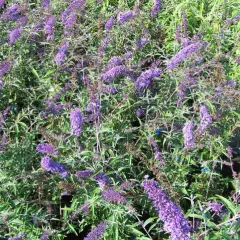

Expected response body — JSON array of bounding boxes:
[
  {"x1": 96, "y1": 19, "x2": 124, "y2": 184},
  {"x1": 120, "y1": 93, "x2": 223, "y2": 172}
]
[{"x1": 0, "y1": 0, "x2": 240, "y2": 239}]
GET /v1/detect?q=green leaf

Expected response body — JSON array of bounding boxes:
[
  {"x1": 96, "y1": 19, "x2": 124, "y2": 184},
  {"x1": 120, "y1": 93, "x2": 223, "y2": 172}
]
[
  {"x1": 216, "y1": 195, "x2": 236, "y2": 214},
  {"x1": 127, "y1": 226, "x2": 144, "y2": 236},
  {"x1": 143, "y1": 217, "x2": 157, "y2": 228},
  {"x1": 186, "y1": 214, "x2": 205, "y2": 220},
  {"x1": 31, "y1": 67, "x2": 40, "y2": 80},
  {"x1": 68, "y1": 223, "x2": 78, "y2": 235}
]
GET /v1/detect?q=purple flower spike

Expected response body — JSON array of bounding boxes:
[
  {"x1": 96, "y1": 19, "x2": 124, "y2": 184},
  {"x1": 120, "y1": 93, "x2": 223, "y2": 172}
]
[
  {"x1": 182, "y1": 120, "x2": 194, "y2": 149},
  {"x1": 8, "y1": 26, "x2": 22, "y2": 45},
  {"x1": 151, "y1": 0, "x2": 161, "y2": 15},
  {"x1": 142, "y1": 180, "x2": 191, "y2": 240},
  {"x1": 36, "y1": 143, "x2": 58, "y2": 156},
  {"x1": 196, "y1": 105, "x2": 212, "y2": 135},
  {"x1": 117, "y1": 10, "x2": 135, "y2": 24},
  {"x1": 17, "y1": 16, "x2": 28, "y2": 25},
  {"x1": 55, "y1": 41, "x2": 69, "y2": 65},
  {"x1": 76, "y1": 170, "x2": 93, "y2": 179},
  {"x1": 0, "y1": 61, "x2": 11, "y2": 77},
  {"x1": 167, "y1": 42, "x2": 202, "y2": 70},
  {"x1": 64, "y1": 11, "x2": 77, "y2": 36},
  {"x1": 135, "y1": 68, "x2": 161, "y2": 90},
  {"x1": 70, "y1": 108, "x2": 83, "y2": 136},
  {"x1": 2, "y1": 4, "x2": 24, "y2": 21},
  {"x1": 42, "y1": 0, "x2": 51, "y2": 9},
  {"x1": 105, "y1": 16, "x2": 114, "y2": 32},
  {"x1": 41, "y1": 156, "x2": 69, "y2": 178},
  {"x1": 44, "y1": 15, "x2": 55, "y2": 41},
  {"x1": 105, "y1": 56, "x2": 123, "y2": 70},
  {"x1": 84, "y1": 222, "x2": 108, "y2": 240},
  {"x1": 101, "y1": 65, "x2": 135, "y2": 82},
  {"x1": 94, "y1": 172, "x2": 111, "y2": 190},
  {"x1": 102, "y1": 187, "x2": 127, "y2": 204},
  {"x1": 0, "y1": 80, "x2": 3, "y2": 89}
]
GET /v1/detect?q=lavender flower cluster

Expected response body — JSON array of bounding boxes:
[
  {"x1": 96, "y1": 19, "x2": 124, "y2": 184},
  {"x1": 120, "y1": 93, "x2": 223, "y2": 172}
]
[
  {"x1": 84, "y1": 221, "x2": 108, "y2": 240},
  {"x1": 151, "y1": 0, "x2": 161, "y2": 15},
  {"x1": 196, "y1": 105, "x2": 212, "y2": 135},
  {"x1": 41, "y1": 156, "x2": 69, "y2": 178},
  {"x1": 44, "y1": 15, "x2": 55, "y2": 41},
  {"x1": 2, "y1": 3, "x2": 28, "y2": 45},
  {"x1": 70, "y1": 108, "x2": 83, "y2": 136},
  {"x1": 102, "y1": 187, "x2": 127, "y2": 204},
  {"x1": 42, "y1": 0, "x2": 50, "y2": 9},
  {"x1": 136, "y1": 37, "x2": 149, "y2": 49},
  {"x1": 105, "y1": 16, "x2": 114, "y2": 32},
  {"x1": 1, "y1": 4, "x2": 24, "y2": 21},
  {"x1": 55, "y1": 40, "x2": 69, "y2": 65},
  {"x1": 167, "y1": 42, "x2": 202, "y2": 70},
  {"x1": 148, "y1": 137, "x2": 165, "y2": 164},
  {"x1": 101, "y1": 65, "x2": 135, "y2": 82},
  {"x1": 36, "y1": 143, "x2": 58, "y2": 156},
  {"x1": 0, "y1": 0, "x2": 5, "y2": 7},
  {"x1": 117, "y1": 10, "x2": 135, "y2": 24},
  {"x1": 8, "y1": 26, "x2": 22, "y2": 45},
  {"x1": 135, "y1": 68, "x2": 161, "y2": 90},
  {"x1": 76, "y1": 170, "x2": 93, "y2": 180},
  {"x1": 0, "y1": 61, "x2": 11, "y2": 89},
  {"x1": 142, "y1": 180, "x2": 191, "y2": 240},
  {"x1": 94, "y1": 172, "x2": 111, "y2": 190},
  {"x1": 63, "y1": 11, "x2": 77, "y2": 36},
  {"x1": 182, "y1": 120, "x2": 194, "y2": 149}
]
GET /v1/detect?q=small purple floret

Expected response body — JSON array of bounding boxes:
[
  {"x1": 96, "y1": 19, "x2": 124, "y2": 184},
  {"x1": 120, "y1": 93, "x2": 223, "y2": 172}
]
[
  {"x1": 136, "y1": 109, "x2": 145, "y2": 117},
  {"x1": 208, "y1": 201, "x2": 223, "y2": 213}
]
